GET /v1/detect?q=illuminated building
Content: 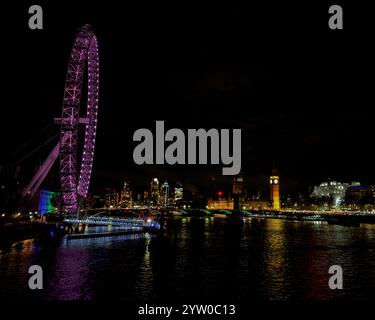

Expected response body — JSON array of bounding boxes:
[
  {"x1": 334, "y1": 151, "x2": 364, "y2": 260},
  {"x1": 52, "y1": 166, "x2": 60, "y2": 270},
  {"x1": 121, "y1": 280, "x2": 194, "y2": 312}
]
[
  {"x1": 150, "y1": 178, "x2": 160, "y2": 206},
  {"x1": 105, "y1": 188, "x2": 118, "y2": 208},
  {"x1": 311, "y1": 181, "x2": 360, "y2": 208},
  {"x1": 120, "y1": 191, "x2": 124, "y2": 207},
  {"x1": 207, "y1": 198, "x2": 234, "y2": 210},
  {"x1": 120, "y1": 180, "x2": 132, "y2": 208},
  {"x1": 345, "y1": 184, "x2": 374, "y2": 207},
  {"x1": 232, "y1": 174, "x2": 244, "y2": 210},
  {"x1": 143, "y1": 191, "x2": 150, "y2": 205},
  {"x1": 207, "y1": 198, "x2": 269, "y2": 211},
  {"x1": 270, "y1": 173, "x2": 280, "y2": 210},
  {"x1": 115, "y1": 192, "x2": 120, "y2": 208},
  {"x1": 160, "y1": 181, "x2": 169, "y2": 207},
  {"x1": 174, "y1": 182, "x2": 183, "y2": 202}
]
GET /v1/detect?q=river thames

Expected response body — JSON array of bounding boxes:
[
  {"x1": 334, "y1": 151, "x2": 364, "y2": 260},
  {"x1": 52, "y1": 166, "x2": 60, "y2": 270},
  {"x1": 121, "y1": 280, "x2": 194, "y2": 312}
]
[{"x1": 1, "y1": 217, "x2": 375, "y2": 301}]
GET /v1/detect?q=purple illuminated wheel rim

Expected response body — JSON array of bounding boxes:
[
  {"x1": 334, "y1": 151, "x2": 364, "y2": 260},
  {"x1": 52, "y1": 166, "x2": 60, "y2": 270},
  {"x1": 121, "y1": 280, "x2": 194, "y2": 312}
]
[{"x1": 59, "y1": 24, "x2": 99, "y2": 213}]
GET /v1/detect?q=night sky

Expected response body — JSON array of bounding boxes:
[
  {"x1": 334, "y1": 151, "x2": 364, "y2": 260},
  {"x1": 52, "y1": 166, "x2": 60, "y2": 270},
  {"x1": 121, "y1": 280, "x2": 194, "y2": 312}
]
[{"x1": 1, "y1": 1, "x2": 374, "y2": 197}]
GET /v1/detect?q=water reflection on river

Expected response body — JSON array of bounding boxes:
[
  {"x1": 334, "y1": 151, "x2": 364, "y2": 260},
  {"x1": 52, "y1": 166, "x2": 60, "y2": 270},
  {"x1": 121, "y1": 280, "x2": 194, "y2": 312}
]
[{"x1": 1, "y1": 217, "x2": 375, "y2": 300}]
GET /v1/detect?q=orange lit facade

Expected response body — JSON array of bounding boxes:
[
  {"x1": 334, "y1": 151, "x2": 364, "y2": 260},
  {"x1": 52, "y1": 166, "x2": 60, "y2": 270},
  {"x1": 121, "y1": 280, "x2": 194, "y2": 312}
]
[
  {"x1": 207, "y1": 199, "x2": 234, "y2": 210},
  {"x1": 270, "y1": 175, "x2": 280, "y2": 210}
]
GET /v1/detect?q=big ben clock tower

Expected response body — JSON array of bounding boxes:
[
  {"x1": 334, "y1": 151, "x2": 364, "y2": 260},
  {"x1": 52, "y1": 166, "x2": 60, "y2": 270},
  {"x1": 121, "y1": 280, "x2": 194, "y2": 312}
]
[{"x1": 270, "y1": 170, "x2": 280, "y2": 210}]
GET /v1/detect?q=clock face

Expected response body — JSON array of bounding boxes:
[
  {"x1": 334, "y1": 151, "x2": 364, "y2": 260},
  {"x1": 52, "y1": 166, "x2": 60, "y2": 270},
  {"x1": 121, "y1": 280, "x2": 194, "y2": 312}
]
[
  {"x1": 273, "y1": 179, "x2": 278, "y2": 184},
  {"x1": 270, "y1": 179, "x2": 273, "y2": 184}
]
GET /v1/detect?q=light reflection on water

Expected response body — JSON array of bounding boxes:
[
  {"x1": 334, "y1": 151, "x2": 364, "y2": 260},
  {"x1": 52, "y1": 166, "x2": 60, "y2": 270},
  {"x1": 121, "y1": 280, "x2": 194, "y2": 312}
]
[{"x1": 1, "y1": 218, "x2": 375, "y2": 300}]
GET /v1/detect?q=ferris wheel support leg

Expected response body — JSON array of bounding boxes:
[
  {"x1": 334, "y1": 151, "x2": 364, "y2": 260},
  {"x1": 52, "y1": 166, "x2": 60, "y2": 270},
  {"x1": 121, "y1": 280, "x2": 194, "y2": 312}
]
[{"x1": 22, "y1": 141, "x2": 60, "y2": 201}]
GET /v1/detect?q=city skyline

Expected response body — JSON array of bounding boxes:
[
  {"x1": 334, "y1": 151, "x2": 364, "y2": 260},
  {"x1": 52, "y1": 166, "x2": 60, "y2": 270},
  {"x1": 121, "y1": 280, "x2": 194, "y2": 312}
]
[{"x1": 91, "y1": 174, "x2": 375, "y2": 211}]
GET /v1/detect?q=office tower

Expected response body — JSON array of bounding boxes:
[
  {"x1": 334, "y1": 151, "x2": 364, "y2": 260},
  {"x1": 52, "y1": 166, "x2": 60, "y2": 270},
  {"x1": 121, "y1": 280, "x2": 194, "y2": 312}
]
[
  {"x1": 161, "y1": 181, "x2": 169, "y2": 207},
  {"x1": 174, "y1": 182, "x2": 183, "y2": 202},
  {"x1": 150, "y1": 178, "x2": 160, "y2": 206}
]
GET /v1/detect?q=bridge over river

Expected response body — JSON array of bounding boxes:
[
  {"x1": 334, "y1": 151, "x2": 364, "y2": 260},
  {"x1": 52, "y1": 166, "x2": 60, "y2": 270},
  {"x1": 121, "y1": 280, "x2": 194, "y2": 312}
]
[{"x1": 63, "y1": 216, "x2": 161, "y2": 228}]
